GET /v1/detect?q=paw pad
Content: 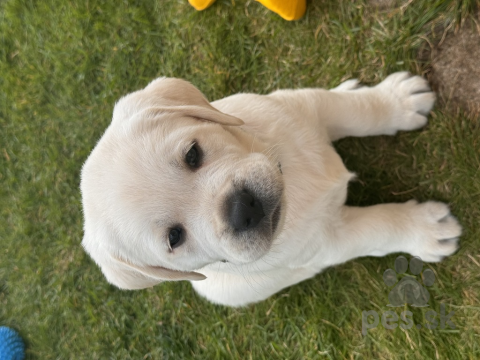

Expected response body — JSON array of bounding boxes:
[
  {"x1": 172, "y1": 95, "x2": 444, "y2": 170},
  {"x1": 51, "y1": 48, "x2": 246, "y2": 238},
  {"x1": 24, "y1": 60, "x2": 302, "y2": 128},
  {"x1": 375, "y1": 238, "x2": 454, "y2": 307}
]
[{"x1": 383, "y1": 256, "x2": 435, "y2": 307}]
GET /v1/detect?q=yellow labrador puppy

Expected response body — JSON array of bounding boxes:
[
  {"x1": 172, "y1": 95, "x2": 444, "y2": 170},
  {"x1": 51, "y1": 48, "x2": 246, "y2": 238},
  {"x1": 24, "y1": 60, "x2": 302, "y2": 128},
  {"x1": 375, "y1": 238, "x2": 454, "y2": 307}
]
[{"x1": 81, "y1": 73, "x2": 461, "y2": 306}]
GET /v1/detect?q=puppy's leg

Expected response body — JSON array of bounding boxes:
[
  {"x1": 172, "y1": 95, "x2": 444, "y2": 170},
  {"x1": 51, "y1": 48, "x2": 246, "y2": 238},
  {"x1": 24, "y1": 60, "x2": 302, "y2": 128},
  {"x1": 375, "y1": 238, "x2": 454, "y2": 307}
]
[
  {"x1": 327, "y1": 201, "x2": 461, "y2": 265},
  {"x1": 269, "y1": 72, "x2": 435, "y2": 141}
]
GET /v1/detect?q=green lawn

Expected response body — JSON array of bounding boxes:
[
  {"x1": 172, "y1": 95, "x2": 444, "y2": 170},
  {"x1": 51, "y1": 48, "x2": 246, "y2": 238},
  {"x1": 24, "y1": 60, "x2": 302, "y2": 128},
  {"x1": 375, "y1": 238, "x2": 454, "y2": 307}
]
[{"x1": 1, "y1": 0, "x2": 479, "y2": 358}]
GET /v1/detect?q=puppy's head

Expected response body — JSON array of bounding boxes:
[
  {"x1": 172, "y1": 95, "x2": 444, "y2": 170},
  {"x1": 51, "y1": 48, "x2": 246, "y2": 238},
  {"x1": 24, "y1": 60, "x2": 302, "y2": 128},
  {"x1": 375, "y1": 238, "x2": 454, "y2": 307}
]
[{"x1": 81, "y1": 78, "x2": 284, "y2": 290}]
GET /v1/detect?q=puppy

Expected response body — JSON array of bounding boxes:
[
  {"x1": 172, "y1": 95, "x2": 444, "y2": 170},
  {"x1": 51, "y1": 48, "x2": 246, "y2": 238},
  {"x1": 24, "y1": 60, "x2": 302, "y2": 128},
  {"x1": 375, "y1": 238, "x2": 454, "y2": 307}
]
[{"x1": 80, "y1": 73, "x2": 462, "y2": 306}]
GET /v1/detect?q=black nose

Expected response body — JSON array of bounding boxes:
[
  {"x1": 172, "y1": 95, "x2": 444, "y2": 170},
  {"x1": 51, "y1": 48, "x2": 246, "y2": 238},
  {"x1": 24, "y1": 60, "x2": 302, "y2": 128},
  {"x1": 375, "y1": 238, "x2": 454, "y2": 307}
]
[{"x1": 227, "y1": 190, "x2": 265, "y2": 232}]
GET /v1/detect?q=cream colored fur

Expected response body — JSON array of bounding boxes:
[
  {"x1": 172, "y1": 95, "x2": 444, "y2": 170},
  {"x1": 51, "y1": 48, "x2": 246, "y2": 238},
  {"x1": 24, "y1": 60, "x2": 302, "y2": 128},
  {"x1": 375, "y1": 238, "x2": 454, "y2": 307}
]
[{"x1": 81, "y1": 72, "x2": 461, "y2": 306}]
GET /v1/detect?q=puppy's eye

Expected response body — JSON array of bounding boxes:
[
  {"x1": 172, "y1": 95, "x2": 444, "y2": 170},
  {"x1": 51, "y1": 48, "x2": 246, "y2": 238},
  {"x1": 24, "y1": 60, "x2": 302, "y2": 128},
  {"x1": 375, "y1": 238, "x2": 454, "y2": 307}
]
[
  {"x1": 185, "y1": 144, "x2": 201, "y2": 168},
  {"x1": 168, "y1": 227, "x2": 183, "y2": 249}
]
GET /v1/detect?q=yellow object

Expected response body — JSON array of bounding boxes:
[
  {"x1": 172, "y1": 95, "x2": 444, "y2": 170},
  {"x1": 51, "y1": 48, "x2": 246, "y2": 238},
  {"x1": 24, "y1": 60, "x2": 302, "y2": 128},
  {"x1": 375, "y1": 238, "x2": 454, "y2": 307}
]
[
  {"x1": 188, "y1": 0, "x2": 306, "y2": 21},
  {"x1": 188, "y1": 0, "x2": 216, "y2": 11},
  {"x1": 256, "y1": 0, "x2": 306, "y2": 21}
]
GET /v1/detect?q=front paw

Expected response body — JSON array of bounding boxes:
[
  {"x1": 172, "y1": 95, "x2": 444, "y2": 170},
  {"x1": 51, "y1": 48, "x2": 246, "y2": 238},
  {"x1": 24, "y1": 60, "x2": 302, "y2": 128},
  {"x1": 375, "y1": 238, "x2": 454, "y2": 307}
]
[
  {"x1": 376, "y1": 72, "x2": 436, "y2": 133},
  {"x1": 404, "y1": 200, "x2": 462, "y2": 262}
]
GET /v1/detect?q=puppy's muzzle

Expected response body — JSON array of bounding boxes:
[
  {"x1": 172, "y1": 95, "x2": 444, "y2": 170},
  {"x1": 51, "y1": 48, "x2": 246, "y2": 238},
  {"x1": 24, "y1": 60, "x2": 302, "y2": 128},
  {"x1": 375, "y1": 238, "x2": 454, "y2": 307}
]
[{"x1": 226, "y1": 190, "x2": 265, "y2": 232}]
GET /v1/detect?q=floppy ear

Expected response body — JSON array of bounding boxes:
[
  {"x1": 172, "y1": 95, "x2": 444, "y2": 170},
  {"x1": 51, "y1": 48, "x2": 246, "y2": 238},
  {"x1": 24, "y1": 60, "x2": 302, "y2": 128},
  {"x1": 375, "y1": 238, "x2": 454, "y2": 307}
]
[
  {"x1": 112, "y1": 77, "x2": 244, "y2": 127},
  {"x1": 128, "y1": 105, "x2": 244, "y2": 127},
  {"x1": 98, "y1": 255, "x2": 206, "y2": 290}
]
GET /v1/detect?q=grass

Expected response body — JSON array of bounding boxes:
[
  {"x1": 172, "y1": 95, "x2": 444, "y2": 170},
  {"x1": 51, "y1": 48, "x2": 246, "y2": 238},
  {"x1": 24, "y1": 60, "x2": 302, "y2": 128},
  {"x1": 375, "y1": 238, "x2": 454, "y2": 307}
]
[{"x1": 1, "y1": 0, "x2": 479, "y2": 358}]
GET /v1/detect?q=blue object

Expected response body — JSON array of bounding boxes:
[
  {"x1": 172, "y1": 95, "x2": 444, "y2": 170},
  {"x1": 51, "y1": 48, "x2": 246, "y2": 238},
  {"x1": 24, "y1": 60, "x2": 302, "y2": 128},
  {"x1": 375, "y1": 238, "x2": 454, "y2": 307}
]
[{"x1": 0, "y1": 327, "x2": 25, "y2": 360}]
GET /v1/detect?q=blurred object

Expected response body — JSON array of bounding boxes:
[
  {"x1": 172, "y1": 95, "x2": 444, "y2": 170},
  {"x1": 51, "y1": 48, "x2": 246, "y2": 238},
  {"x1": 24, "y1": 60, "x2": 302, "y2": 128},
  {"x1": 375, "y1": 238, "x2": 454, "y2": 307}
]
[
  {"x1": 188, "y1": 0, "x2": 216, "y2": 11},
  {"x1": 188, "y1": 0, "x2": 306, "y2": 20},
  {"x1": 256, "y1": 0, "x2": 306, "y2": 20},
  {"x1": 0, "y1": 327, "x2": 25, "y2": 360}
]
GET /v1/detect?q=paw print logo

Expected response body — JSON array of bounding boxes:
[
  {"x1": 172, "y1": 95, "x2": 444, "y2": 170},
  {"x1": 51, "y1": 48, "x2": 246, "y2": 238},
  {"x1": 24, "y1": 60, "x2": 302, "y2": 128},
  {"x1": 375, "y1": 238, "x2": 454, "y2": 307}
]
[{"x1": 383, "y1": 256, "x2": 436, "y2": 307}]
